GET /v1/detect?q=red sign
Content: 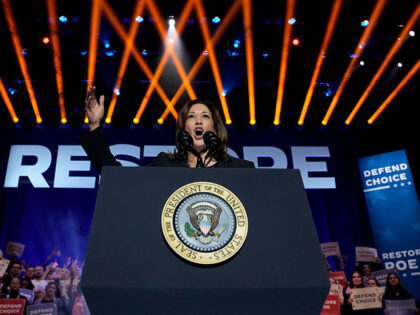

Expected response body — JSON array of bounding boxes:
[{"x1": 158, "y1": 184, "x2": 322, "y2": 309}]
[
  {"x1": 0, "y1": 299, "x2": 26, "y2": 315},
  {"x1": 328, "y1": 271, "x2": 347, "y2": 287},
  {"x1": 321, "y1": 294, "x2": 340, "y2": 315}
]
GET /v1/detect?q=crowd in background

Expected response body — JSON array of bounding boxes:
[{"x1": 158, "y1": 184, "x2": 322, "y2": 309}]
[
  {"x1": 0, "y1": 249, "x2": 90, "y2": 315},
  {"x1": 324, "y1": 258, "x2": 420, "y2": 315}
]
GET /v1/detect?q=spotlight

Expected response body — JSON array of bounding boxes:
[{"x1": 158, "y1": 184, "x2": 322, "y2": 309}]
[
  {"x1": 80, "y1": 50, "x2": 87, "y2": 55},
  {"x1": 104, "y1": 50, "x2": 116, "y2": 56},
  {"x1": 212, "y1": 16, "x2": 221, "y2": 24},
  {"x1": 114, "y1": 88, "x2": 120, "y2": 95},
  {"x1": 361, "y1": 20, "x2": 369, "y2": 27},
  {"x1": 21, "y1": 48, "x2": 27, "y2": 55},
  {"x1": 288, "y1": 18, "x2": 296, "y2": 25},
  {"x1": 135, "y1": 16, "x2": 143, "y2": 23},
  {"x1": 168, "y1": 37, "x2": 175, "y2": 44},
  {"x1": 168, "y1": 15, "x2": 175, "y2": 26},
  {"x1": 61, "y1": 118, "x2": 67, "y2": 124},
  {"x1": 292, "y1": 38, "x2": 300, "y2": 46},
  {"x1": 397, "y1": 62, "x2": 403, "y2": 68},
  {"x1": 103, "y1": 40, "x2": 110, "y2": 48},
  {"x1": 262, "y1": 52, "x2": 269, "y2": 57},
  {"x1": 409, "y1": 30, "x2": 415, "y2": 37},
  {"x1": 141, "y1": 49, "x2": 148, "y2": 56},
  {"x1": 42, "y1": 37, "x2": 50, "y2": 44},
  {"x1": 359, "y1": 60, "x2": 365, "y2": 66},
  {"x1": 222, "y1": 89, "x2": 227, "y2": 96},
  {"x1": 8, "y1": 88, "x2": 17, "y2": 95},
  {"x1": 58, "y1": 16, "x2": 67, "y2": 23},
  {"x1": 202, "y1": 50, "x2": 208, "y2": 56},
  {"x1": 233, "y1": 40, "x2": 240, "y2": 48}
]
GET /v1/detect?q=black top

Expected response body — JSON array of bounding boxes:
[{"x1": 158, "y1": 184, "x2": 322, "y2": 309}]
[{"x1": 78, "y1": 126, "x2": 255, "y2": 173}]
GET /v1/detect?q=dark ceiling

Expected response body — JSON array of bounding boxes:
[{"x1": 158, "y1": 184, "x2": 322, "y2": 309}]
[{"x1": 0, "y1": 0, "x2": 419, "y2": 132}]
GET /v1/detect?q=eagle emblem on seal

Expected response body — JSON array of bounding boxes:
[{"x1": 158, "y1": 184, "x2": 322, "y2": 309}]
[{"x1": 185, "y1": 201, "x2": 226, "y2": 245}]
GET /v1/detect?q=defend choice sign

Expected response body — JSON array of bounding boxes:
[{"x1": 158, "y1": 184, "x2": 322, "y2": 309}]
[
  {"x1": 351, "y1": 287, "x2": 385, "y2": 310},
  {"x1": 358, "y1": 150, "x2": 420, "y2": 299},
  {"x1": 0, "y1": 299, "x2": 25, "y2": 315}
]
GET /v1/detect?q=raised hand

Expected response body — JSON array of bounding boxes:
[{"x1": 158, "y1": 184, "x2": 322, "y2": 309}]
[{"x1": 85, "y1": 86, "x2": 105, "y2": 131}]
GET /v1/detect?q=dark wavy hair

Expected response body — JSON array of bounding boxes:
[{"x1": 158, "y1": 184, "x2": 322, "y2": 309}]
[
  {"x1": 173, "y1": 99, "x2": 228, "y2": 162},
  {"x1": 350, "y1": 270, "x2": 364, "y2": 288}
]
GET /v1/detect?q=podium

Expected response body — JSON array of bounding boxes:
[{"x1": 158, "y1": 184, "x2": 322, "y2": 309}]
[{"x1": 81, "y1": 167, "x2": 329, "y2": 314}]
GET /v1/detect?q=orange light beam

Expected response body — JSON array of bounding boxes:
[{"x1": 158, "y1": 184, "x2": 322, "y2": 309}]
[
  {"x1": 0, "y1": 77, "x2": 19, "y2": 123},
  {"x1": 195, "y1": 0, "x2": 231, "y2": 124},
  {"x1": 322, "y1": 0, "x2": 387, "y2": 125},
  {"x1": 2, "y1": 0, "x2": 42, "y2": 123},
  {"x1": 298, "y1": 0, "x2": 343, "y2": 125},
  {"x1": 346, "y1": 2, "x2": 420, "y2": 125},
  {"x1": 101, "y1": 0, "x2": 178, "y2": 119},
  {"x1": 46, "y1": 0, "x2": 67, "y2": 124},
  {"x1": 133, "y1": 0, "x2": 196, "y2": 124},
  {"x1": 85, "y1": 0, "x2": 102, "y2": 123},
  {"x1": 273, "y1": 0, "x2": 295, "y2": 125},
  {"x1": 105, "y1": 0, "x2": 146, "y2": 124},
  {"x1": 367, "y1": 58, "x2": 420, "y2": 124},
  {"x1": 159, "y1": 0, "x2": 242, "y2": 122},
  {"x1": 242, "y1": 0, "x2": 255, "y2": 124}
]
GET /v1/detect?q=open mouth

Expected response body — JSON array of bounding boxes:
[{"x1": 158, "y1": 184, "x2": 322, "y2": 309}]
[{"x1": 194, "y1": 128, "x2": 203, "y2": 136}]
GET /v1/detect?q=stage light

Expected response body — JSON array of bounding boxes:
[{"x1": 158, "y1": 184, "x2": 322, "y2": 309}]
[
  {"x1": 231, "y1": 51, "x2": 239, "y2": 56},
  {"x1": 397, "y1": 62, "x2": 403, "y2": 68},
  {"x1": 104, "y1": 50, "x2": 116, "y2": 56},
  {"x1": 36, "y1": 117, "x2": 42, "y2": 123},
  {"x1": 168, "y1": 15, "x2": 175, "y2": 26},
  {"x1": 61, "y1": 118, "x2": 67, "y2": 123},
  {"x1": 361, "y1": 20, "x2": 369, "y2": 27},
  {"x1": 250, "y1": 119, "x2": 256, "y2": 125},
  {"x1": 105, "y1": 118, "x2": 111, "y2": 123},
  {"x1": 133, "y1": 118, "x2": 139, "y2": 124},
  {"x1": 262, "y1": 52, "x2": 269, "y2": 57},
  {"x1": 157, "y1": 118, "x2": 163, "y2": 124},
  {"x1": 288, "y1": 17, "x2": 296, "y2": 25},
  {"x1": 226, "y1": 119, "x2": 232, "y2": 125},
  {"x1": 58, "y1": 16, "x2": 67, "y2": 23},
  {"x1": 80, "y1": 50, "x2": 87, "y2": 55},
  {"x1": 103, "y1": 40, "x2": 110, "y2": 48},
  {"x1": 8, "y1": 88, "x2": 17, "y2": 95},
  {"x1": 135, "y1": 16, "x2": 143, "y2": 23},
  {"x1": 114, "y1": 88, "x2": 120, "y2": 95},
  {"x1": 292, "y1": 38, "x2": 300, "y2": 46},
  {"x1": 202, "y1": 50, "x2": 208, "y2": 56},
  {"x1": 141, "y1": 49, "x2": 148, "y2": 56},
  {"x1": 42, "y1": 37, "x2": 50, "y2": 44},
  {"x1": 233, "y1": 39, "x2": 240, "y2": 48},
  {"x1": 409, "y1": 30, "x2": 415, "y2": 37},
  {"x1": 360, "y1": 60, "x2": 365, "y2": 66},
  {"x1": 21, "y1": 49, "x2": 27, "y2": 55},
  {"x1": 222, "y1": 89, "x2": 227, "y2": 96},
  {"x1": 13, "y1": 117, "x2": 19, "y2": 123},
  {"x1": 212, "y1": 16, "x2": 221, "y2": 24},
  {"x1": 168, "y1": 37, "x2": 174, "y2": 44},
  {"x1": 274, "y1": 120, "x2": 280, "y2": 125}
]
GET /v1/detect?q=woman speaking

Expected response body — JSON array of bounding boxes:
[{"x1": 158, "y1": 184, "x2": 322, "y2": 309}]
[{"x1": 79, "y1": 86, "x2": 254, "y2": 171}]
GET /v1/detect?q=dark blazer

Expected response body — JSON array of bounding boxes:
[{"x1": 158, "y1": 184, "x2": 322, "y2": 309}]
[{"x1": 78, "y1": 126, "x2": 254, "y2": 173}]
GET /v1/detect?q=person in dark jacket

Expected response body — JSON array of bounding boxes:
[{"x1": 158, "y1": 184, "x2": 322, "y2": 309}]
[
  {"x1": 382, "y1": 272, "x2": 419, "y2": 313},
  {"x1": 80, "y1": 86, "x2": 254, "y2": 172}
]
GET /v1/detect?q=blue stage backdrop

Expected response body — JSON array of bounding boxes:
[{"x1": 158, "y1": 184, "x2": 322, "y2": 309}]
[
  {"x1": 358, "y1": 150, "x2": 420, "y2": 299},
  {"x1": 0, "y1": 126, "x2": 374, "y2": 277}
]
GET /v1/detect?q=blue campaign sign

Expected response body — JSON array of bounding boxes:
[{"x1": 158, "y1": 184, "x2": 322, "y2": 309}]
[
  {"x1": 26, "y1": 302, "x2": 57, "y2": 315},
  {"x1": 358, "y1": 150, "x2": 420, "y2": 299}
]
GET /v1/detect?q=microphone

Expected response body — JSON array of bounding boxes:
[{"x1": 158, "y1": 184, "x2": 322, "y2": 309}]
[
  {"x1": 203, "y1": 131, "x2": 221, "y2": 154},
  {"x1": 176, "y1": 130, "x2": 204, "y2": 167}
]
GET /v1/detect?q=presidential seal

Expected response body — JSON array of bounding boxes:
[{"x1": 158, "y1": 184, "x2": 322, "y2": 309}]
[{"x1": 161, "y1": 182, "x2": 248, "y2": 265}]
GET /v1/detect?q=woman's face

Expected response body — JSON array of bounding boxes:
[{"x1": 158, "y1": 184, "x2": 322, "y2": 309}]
[
  {"x1": 368, "y1": 279, "x2": 377, "y2": 287},
  {"x1": 352, "y1": 273, "x2": 362, "y2": 286},
  {"x1": 184, "y1": 103, "x2": 215, "y2": 152},
  {"x1": 10, "y1": 278, "x2": 20, "y2": 291},
  {"x1": 388, "y1": 274, "x2": 400, "y2": 286}
]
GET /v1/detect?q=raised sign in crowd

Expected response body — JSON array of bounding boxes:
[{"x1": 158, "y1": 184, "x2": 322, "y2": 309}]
[
  {"x1": 1, "y1": 242, "x2": 419, "y2": 315},
  {"x1": 0, "y1": 246, "x2": 89, "y2": 315},
  {"x1": 321, "y1": 242, "x2": 420, "y2": 315}
]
